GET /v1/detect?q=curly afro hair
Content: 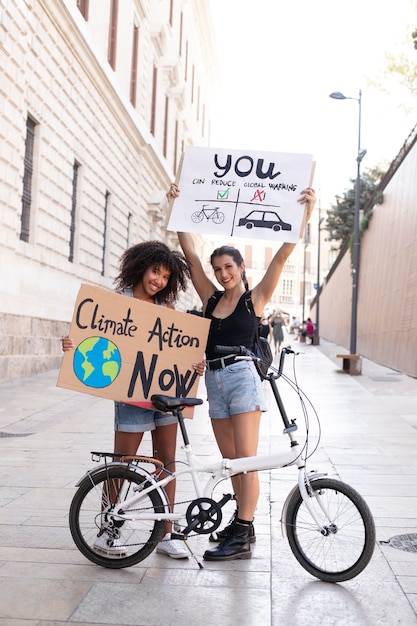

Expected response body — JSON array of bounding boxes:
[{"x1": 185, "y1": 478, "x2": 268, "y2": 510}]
[{"x1": 114, "y1": 241, "x2": 190, "y2": 304}]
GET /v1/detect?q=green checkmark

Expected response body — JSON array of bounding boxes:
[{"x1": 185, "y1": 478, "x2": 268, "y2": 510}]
[{"x1": 218, "y1": 189, "x2": 229, "y2": 199}]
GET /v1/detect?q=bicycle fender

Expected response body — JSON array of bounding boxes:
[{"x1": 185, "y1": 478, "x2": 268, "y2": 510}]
[
  {"x1": 280, "y1": 484, "x2": 299, "y2": 539},
  {"x1": 280, "y1": 472, "x2": 328, "y2": 539}
]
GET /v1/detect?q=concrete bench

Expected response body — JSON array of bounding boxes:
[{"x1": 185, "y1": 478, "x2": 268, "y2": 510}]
[
  {"x1": 336, "y1": 354, "x2": 362, "y2": 375},
  {"x1": 299, "y1": 334, "x2": 314, "y2": 344}
]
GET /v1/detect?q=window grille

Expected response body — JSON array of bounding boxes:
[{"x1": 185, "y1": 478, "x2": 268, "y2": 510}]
[
  {"x1": 126, "y1": 212, "x2": 132, "y2": 248},
  {"x1": 20, "y1": 117, "x2": 36, "y2": 242},
  {"x1": 130, "y1": 25, "x2": 139, "y2": 106},
  {"x1": 108, "y1": 0, "x2": 119, "y2": 69},
  {"x1": 69, "y1": 161, "x2": 79, "y2": 262},
  {"x1": 163, "y1": 96, "x2": 169, "y2": 158},
  {"x1": 150, "y1": 65, "x2": 157, "y2": 135},
  {"x1": 102, "y1": 191, "x2": 109, "y2": 276},
  {"x1": 76, "y1": 0, "x2": 89, "y2": 19}
]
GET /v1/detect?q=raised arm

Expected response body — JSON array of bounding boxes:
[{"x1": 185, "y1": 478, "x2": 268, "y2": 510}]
[
  {"x1": 251, "y1": 187, "x2": 316, "y2": 316},
  {"x1": 168, "y1": 183, "x2": 216, "y2": 307}
]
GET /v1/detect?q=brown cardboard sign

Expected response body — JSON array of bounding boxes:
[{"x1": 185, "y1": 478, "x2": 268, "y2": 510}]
[{"x1": 57, "y1": 284, "x2": 210, "y2": 417}]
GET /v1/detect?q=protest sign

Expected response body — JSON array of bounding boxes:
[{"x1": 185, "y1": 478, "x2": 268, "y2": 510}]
[
  {"x1": 167, "y1": 146, "x2": 314, "y2": 243},
  {"x1": 57, "y1": 284, "x2": 210, "y2": 417}
]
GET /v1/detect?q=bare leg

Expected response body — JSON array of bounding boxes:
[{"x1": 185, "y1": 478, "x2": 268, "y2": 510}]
[
  {"x1": 104, "y1": 431, "x2": 145, "y2": 509},
  {"x1": 211, "y1": 418, "x2": 241, "y2": 506},
  {"x1": 152, "y1": 423, "x2": 178, "y2": 535},
  {"x1": 114, "y1": 426, "x2": 177, "y2": 536},
  {"x1": 114, "y1": 430, "x2": 144, "y2": 457},
  {"x1": 211, "y1": 410, "x2": 261, "y2": 521}
]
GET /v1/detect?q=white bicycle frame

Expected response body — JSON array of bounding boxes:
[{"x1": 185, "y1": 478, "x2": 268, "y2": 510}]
[
  {"x1": 84, "y1": 431, "x2": 328, "y2": 535},
  {"x1": 80, "y1": 350, "x2": 332, "y2": 537}
]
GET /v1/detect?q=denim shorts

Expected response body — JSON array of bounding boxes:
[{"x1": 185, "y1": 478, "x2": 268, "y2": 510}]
[
  {"x1": 114, "y1": 402, "x2": 177, "y2": 433},
  {"x1": 204, "y1": 360, "x2": 267, "y2": 419}
]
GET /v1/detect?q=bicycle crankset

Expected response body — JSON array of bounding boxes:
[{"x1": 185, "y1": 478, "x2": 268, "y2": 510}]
[{"x1": 185, "y1": 497, "x2": 222, "y2": 534}]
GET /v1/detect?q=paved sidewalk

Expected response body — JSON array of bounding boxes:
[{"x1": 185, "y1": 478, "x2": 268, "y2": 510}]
[{"x1": 0, "y1": 337, "x2": 416, "y2": 625}]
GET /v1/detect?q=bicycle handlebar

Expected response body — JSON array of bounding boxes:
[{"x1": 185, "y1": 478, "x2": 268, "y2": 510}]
[
  {"x1": 214, "y1": 344, "x2": 297, "y2": 378},
  {"x1": 215, "y1": 345, "x2": 248, "y2": 356}
]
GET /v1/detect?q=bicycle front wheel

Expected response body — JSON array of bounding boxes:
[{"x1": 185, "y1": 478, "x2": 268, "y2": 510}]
[
  {"x1": 285, "y1": 478, "x2": 375, "y2": 582},
  {"x1": 69, "y1": 466, "x2": 165, "y2": 569},
  {"x1": 212, "y1": 211, "x2": 225, "y2": 224}
]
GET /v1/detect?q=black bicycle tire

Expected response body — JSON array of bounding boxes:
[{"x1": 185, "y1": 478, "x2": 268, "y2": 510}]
[
  {"x1": 69, "y1": 466, "x2": 165, "y2": 569},
  {"x1": 212, "y1": 212, "x2": 225, "y2": 224},
  {"x1": 285, "y1": 477, "x2": 375, "y2": 582},
  {"x1": 191, "y1": 211, "x2": 204, "y2": 223}
]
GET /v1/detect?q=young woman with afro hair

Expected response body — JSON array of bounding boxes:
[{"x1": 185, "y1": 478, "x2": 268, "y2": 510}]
[{"x1": 62, "y1": 240, "x2": 204, "y2": 559}]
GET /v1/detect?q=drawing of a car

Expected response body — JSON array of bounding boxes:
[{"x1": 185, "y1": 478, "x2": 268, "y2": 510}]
[{"x1": 238, "y1": 210, "x2": 292, "y2": 231}]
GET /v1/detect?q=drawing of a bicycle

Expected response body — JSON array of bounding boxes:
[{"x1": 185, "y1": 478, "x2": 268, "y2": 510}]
[{"x1": 191, "y1": 204, "x2": 225, "y2": 224}]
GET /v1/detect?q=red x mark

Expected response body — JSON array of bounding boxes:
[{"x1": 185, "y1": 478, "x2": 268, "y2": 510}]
[{"x1": 251, "y1": 189, "x2": 265, "y2": 202}]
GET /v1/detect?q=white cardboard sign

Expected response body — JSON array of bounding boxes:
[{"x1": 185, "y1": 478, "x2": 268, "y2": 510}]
[{"x1": 167, "y1": 146, "x2": 314, "y2": 242}]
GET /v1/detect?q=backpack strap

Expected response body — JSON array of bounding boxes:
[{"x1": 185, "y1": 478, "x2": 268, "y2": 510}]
[
  {"x1": 244, "y1": 291, "x2": 260, "y2": 342},
  {"x1": 204, "y1": 290, "x2": 223, "y2": 317}
]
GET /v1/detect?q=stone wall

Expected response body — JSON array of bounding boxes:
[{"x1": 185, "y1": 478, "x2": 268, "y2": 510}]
[{"x1": 0, "y1": 313, "x2": 69, "y2": 383}]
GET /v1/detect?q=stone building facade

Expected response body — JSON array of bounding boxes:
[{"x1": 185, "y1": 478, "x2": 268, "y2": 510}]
[{"x1": 0, "y1": 0, "x2": 217, "y2": 382}]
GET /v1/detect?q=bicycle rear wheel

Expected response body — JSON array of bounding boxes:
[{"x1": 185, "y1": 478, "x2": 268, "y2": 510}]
[
  {"x1": 285, "y1": 477, "x2": 375, "y2": 582},
  {"x1": 69, "y1": 466, "x2": 165, "y2": 569},
  {"x1": 191, "y1": 211, "x2": 204, "y2": 223}
]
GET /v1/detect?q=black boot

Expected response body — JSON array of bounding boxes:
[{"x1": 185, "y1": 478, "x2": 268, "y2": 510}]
[
  {"x1": 203, "y1": 520, "x2": 252, "y2": 561},
  {"x1": 209, "y1": 511, "x2": 256, "y2": 544},
  {"x1": 209, "y1": 509, "x2": 237, "y2": 542}
]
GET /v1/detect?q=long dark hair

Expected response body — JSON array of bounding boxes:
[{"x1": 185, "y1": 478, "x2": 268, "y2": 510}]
[
  {"x1": 210, "y1": 245, "x2": 249, "y2": 290},
  {"x1": 114, "y1": 241, "x2": 190, "y2": 304}
]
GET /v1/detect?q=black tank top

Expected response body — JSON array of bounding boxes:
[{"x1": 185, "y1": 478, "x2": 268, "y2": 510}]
[{"x1": 204, "y1": 290, "x2": 257, "y2": 360}]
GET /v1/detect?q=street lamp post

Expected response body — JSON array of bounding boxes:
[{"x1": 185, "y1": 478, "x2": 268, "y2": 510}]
[{"x1": 329, "y1": 90, "x2": 366, "y2": 355}]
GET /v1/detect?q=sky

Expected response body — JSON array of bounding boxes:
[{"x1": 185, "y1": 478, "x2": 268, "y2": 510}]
[{"x1": 208, "y1": 0, "x2": 417, "y2": 207}]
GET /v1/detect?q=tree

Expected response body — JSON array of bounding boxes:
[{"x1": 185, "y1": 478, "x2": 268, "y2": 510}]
[
  {"x1": 325, "y1": 166, "x2": 384, "y2": 248},
  {"x1": 369, "y1": 9, "x2": 417, "y2": 113}
]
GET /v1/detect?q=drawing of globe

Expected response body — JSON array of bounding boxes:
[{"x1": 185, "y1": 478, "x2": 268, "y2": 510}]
[{"x1": 73, "y1": 337, "x2": 121, "y2": 389}]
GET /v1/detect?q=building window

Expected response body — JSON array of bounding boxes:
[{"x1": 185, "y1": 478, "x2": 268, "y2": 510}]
[
  {"x1": 102, "y1": 191, "x2": 110, "y2": 276},
  {"x1": 163, "y1": 96, "x2": 169, "y2": 158},
  {"x1": 20, "y1": 116, "x2": 36, "y2": 242},
  {"x1": 69, "y1": 161, "x2": 80, "y2": 262},
  {"x1": 150, "y1": 65, "x2": 157, "y2": 136},
  {"x1": 108, "y1": 0, "x2": 119, "y2": 70},
  {"x1": 184, "y1": 40, "x2": 188, "y2": 80},
  {"x1": 174, "y1": 119, "x2": 179, "y2": 175},
  {"x1": 264, "y1": 246, "x2": 272, "y2": 268},
  {"x1": 126, "y1": 212, "x2": 132, "y2": 248},
  {"x1": 304, "y1": 223, "x2": 311, "y2": 244},
  {"x1": 281, "y1": 279, "x2": 293, "y2": 297},
  {"x1": 76, "y1": 0, "x2": 89, "y2": 19},
  {"x1": 244, "y1": 245, "x2": 253, "y2": 268},
  {"x1": 179, "y1": 12, "x2": 183, "y2": 55},
  {"x1": 130, "y1": 25, "x2": 139, "y2": 106}
]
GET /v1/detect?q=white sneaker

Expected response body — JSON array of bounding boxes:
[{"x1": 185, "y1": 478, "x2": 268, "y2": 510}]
[
  {"x1": 93, "y1": 532, "x2": 127, "y2": 557},
  {"x1": 156, "y1": 533, "x2": 189, "y2": 559}
]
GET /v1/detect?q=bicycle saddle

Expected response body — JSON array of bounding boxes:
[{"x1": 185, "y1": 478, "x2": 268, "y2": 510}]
[{"x1": 151, "y1": 394, "x2": 203, "y2": 412}]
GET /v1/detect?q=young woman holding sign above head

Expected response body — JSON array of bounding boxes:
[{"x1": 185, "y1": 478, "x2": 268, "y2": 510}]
[
  {"x1": 62, "y1": 240, "x2": 205, "y2": 559},
  {"x1": 168, "y1": 182, "x2": 316, "y2": 561}
]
